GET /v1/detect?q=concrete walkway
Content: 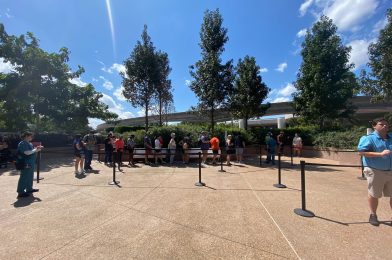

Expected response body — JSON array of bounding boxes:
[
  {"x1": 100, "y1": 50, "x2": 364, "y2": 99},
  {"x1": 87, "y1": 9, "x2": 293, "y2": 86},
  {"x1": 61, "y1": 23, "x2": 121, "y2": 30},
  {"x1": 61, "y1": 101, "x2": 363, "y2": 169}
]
[{"x1": 0, "y1": 155, "x2": 391, "y2": 259}]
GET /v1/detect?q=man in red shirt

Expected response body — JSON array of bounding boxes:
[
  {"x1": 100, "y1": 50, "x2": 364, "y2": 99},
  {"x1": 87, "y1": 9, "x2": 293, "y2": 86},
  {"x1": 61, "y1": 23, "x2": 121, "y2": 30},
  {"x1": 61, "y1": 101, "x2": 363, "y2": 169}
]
[{"x1": 210, "y1": 136, "x2": 220, "y2": 165}]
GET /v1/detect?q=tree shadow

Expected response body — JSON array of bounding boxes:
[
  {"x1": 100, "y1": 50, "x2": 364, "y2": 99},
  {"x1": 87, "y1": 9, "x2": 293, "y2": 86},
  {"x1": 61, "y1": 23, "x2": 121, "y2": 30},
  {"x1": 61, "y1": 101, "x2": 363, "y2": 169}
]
[{"x1": 12, "y1": 195, "x2": 42, "y2": 208}]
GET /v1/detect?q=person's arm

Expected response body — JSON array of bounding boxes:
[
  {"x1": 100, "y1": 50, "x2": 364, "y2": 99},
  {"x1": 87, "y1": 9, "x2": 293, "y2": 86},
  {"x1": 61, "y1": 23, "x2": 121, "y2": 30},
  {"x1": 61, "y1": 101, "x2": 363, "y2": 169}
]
[{"x1": 359, "y1": 150, "x2": 391, "y2": 157}]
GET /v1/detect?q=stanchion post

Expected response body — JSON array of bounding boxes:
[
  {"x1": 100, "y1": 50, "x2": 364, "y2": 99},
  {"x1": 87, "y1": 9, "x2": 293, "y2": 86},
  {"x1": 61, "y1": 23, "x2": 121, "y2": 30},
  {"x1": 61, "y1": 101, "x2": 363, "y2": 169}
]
[
  {"x1": 36, "y1": 151, "x2": 41, "y2": 183},
  {"x1": 109, "y1": 151, "x2": 120, "y2": 185},
  {"x1": 218, "y1": 149, "x2": 226, "y2": 172},
  {"x1": 273, "y1": 153, "x2": 286, "y2": 188},
  {"x1": 259, "y1": 144, "x2": 262, "y2": 167},
  {"x1": 195, "y1": 152, "x2": 205, "y2": 187},
  {"x1": 290, "y1": 144, "x2": 294, "y2": 166},
  {"x1": 358, "y1": 156, "x2": 366, "y2": 180},
  {"x1": 294, "y1": 160, "x2": 315, "y2": 217}
]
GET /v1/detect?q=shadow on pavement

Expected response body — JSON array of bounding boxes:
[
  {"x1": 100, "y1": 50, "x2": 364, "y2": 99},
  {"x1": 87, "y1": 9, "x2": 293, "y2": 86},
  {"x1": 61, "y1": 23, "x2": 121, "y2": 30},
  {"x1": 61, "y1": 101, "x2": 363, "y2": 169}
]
[{"x1": 12, "y1": 196, "x2": 42, "y2": 208}]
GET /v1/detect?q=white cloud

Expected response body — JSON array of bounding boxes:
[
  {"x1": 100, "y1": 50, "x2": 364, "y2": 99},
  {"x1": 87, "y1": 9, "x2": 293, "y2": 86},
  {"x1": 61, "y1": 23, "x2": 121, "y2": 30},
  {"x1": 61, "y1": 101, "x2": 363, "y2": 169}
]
[
  {"x1": 272, "y1": 97, "x2": 290, "y2": 103},
  {"x1": 185, "y1": 79, "x2": 191, "y2": 86},
  {"x1": 88, "y1": 118, "x2": 105, "y2": 129},
  {"x1": 297, "y1": 28, "x2": 307, "y2": 38},
  {"x1": 278, "y1": 83, "x2": 296, "y2": 97},
  {"x1": 101, "y1": 62, "x2": 126, "y2": 74},
  {"x1": 323, "y1": 0, "x2": 378, "y2": 31},
  {"x1": 347, "y1": 39, "x2": 374, "y2": 70},
  {"x1": 100, "y1": 93, "x2": 134, "y2": 119},
  {"x1": 113, "y1": 86, "x2": 127, "y2": 101},
  {"x1": 69, "y1": 77, "x2": 88, "y2": 87},
  {"x1": 0, "y1": 58, "x2": 17, "y2": 73},
  {"x1": 99, "y1": 76, "x2": 114, "y2": 90},
  {"x1": 259, "y1": 67, "x2": 268, "y2": 73},
  {"x1": 275, "y1": 62, "x2": 288, "y2": 72},
  {"x1": 372, "y1": 17, "x2": 388, "y2": 34},
  {"x1": 299, "y1": 0, "x2": 314, "y2": 17}
]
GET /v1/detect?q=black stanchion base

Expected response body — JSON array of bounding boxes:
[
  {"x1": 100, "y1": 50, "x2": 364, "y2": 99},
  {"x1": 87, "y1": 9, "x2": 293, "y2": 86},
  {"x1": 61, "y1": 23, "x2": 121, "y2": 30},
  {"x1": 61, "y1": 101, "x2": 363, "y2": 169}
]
[
  {"x1": 294, "y1": 208, "x2": 315, "y2": 217},
  {"x1": 195, "y1": 182, "x2": 205, "y2": 187},
  {"x1": 357, "y1": 176, "x2": 367, "y2": 180},
  {"x1": 273, "y1": 183, "x2": 287, "y2": 188},
  {"x1": 108, "y1": 181, "x2": 120, "y2": 185},
  {"x1": 218, "y1": 169, "x2": 226, "y2": 172}
]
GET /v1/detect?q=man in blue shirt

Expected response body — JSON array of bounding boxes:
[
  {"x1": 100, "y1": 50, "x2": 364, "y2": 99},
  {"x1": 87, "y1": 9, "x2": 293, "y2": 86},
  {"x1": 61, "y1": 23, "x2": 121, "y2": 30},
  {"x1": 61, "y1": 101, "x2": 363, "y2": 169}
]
[{"x1": 358, "y1": 118, "x2": 392, "y2": 226}]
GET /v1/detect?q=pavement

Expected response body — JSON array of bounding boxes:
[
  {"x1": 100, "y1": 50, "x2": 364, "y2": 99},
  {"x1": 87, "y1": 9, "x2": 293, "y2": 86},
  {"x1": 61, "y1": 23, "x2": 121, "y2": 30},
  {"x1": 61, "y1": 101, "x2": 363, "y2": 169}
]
[{"x1": 0, "y1": 154, "x2": 391, "y2": 260}]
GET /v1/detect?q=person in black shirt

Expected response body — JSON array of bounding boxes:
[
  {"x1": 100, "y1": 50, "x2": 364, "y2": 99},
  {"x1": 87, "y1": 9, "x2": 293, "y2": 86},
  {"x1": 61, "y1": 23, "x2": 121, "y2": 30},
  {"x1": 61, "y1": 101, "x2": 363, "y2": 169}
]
[
  {"x1": 234, "y1": 133, "x2": 245, "y2": 163},
  {"x1": 104, "y1": 133, "x2": 113, "y2": 166}
]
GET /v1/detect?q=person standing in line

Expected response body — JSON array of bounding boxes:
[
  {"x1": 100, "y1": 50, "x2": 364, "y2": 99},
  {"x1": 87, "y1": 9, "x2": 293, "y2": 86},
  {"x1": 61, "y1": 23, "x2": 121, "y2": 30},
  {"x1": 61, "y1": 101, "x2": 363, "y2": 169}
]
[
  {"x1": 235, "y1": 132, "x2": 246, "y2": 164},
  {"x1": 16, "y1": 132, "x2": 44, "y2": 198},
  {"x1": 226, "y1": 135, "x2": 235, "y2": 166},
  {"x1": 210, "y1": 135, "x2": 220, "y2": 165},
  {"x1": 277, "y1": 131, "x2": 285, "y2": 155},
  {"x1": 83, "y1": 130, "x2": 96, "y2": 172},
  {"x1": 168, "y1": 133, "x2": 177, "y2": 164},
  {"x1": 144, "y1": 132, "x2": 153, "y2": 165},
  {"x1": 179, "y1": 135, "x2": 190, "y2": 164},
  {"x1": 292, "y1": 133, "x2": 303, "y2": 157},
  {"x1": 104, "y1": 133, "x2": 113, "y2": 166},
  {"x1": 154, "y1": 135, "x2": 165, "y2": 164},
  {"x1": 126, "y1": 134, "x2": 136, "y2": 166},
  {"x1": 200, "y1": 131, "x2": 210, "y2": 164},
  {"x1": 266, "y1": 133, "x2": 276, "y2": 165},
  {"x1": 73, "y1": 134, "x2": 85, "y2": 175},
  {"x1": 358, "y1": 118, "x2": 392, "y2": 226},
  {"x1": 114, "y1": 136, "x2": 125, "y2": 171}
]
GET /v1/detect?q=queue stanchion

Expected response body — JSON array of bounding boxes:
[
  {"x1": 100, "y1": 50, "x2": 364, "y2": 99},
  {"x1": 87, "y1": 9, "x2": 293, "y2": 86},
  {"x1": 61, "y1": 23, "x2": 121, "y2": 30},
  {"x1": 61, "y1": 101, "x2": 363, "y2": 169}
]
[
  {"x1": 36, "y1": 151, "x2": 41, "y2": 183},
  {"x1": 294, "y1": 160, "x2": 315, "y2": 217},
  {"x1": 259, "y1": 145, "x2": 262, "y2": 167},
  {"x1": 290, "y1": 144, "x2": 294, "y2": 166},
  {"x1": 358, "y1": 156, "x2": 366, "y2": 180},
  {"x1": 218, "y1": 149, "x2": 226, "y2": 172},
  {"x1": 273, "y1": 153, "x2": 286, "y2": 188},
  {"x1": 109, "y1": 151, "x2": 120, "y2": 185},
  {"x1": 195, "y1": 152, "x2": 205, "y2": 187}
]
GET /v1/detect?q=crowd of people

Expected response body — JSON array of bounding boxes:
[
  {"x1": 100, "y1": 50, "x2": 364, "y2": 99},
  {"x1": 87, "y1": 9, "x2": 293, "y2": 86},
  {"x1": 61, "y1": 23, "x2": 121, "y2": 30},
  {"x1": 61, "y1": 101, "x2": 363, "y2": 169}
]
[{"x1": 9, "y1": 117, "x2": 391, "y2": 226}]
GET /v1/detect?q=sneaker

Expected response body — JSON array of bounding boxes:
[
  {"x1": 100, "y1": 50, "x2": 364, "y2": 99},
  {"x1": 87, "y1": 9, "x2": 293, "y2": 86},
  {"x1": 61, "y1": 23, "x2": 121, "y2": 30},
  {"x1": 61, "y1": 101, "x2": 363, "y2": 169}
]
[
  {"x1": 17, "y1": 193, "x2": 30, "y2": 198},
  {"x1": 369, "y1": 214, "x2": 380, "y2": 226},
  {"x1": 27, "y1": 189, "x2": 39, "y2": 193},
  {"x1": 75, "y1": 170, "x2": 79, "y2": 175}
]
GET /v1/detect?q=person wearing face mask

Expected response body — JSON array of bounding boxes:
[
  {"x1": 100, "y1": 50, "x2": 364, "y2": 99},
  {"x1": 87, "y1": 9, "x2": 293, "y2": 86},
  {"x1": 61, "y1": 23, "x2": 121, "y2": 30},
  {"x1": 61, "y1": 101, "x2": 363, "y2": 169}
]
[{"x1": 358, "y1": 118, "x2": 392, "y2": 226}]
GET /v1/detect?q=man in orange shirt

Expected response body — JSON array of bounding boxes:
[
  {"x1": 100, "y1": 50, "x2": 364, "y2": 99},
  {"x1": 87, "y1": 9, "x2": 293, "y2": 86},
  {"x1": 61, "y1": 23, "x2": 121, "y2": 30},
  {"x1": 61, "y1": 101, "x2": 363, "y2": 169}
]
[
  {"x1": 210, "y1": 136, "x2": 220, "y2": 165},
  {"x1": 114, "y1": 136, "x2": 125, "y2": 171}
]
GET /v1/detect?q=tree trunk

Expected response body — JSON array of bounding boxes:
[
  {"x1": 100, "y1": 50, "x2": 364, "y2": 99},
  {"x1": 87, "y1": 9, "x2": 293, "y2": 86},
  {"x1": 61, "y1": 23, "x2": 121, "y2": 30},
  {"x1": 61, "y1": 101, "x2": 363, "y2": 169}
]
[
  {"x1": 145, "y1": 102, "x2": 149, "y2": 132},
  {"x1": 244, "y1": 116, "x2": 248, "y2": 131},
  {"x1": 210, "y1": 107, "x2": 215, "y2": 133},
  {"x1": 159, "y1": 98, "x2": 163, "y2": 126}
]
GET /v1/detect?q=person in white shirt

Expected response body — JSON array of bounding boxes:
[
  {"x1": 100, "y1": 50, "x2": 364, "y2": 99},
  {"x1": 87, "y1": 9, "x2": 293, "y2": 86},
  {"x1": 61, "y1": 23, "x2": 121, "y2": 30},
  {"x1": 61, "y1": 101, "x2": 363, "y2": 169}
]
[{"x1": 292, "y1": 133, "x2": 303, "y2": 157}]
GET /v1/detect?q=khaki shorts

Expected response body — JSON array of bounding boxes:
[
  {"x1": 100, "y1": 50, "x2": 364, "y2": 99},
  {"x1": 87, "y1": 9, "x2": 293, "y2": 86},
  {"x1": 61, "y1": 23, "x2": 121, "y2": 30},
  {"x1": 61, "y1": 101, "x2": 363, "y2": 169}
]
[{"x1": 364, "y1": 167, "x2": 392, "y2": 198}]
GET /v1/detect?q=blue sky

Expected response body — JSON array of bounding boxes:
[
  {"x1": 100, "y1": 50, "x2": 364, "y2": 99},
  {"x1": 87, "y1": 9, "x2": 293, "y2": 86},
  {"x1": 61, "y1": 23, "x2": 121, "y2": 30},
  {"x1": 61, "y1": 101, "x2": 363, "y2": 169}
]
[{"x1": 0, "y1": 0, "x2": 390, "y2": 127}]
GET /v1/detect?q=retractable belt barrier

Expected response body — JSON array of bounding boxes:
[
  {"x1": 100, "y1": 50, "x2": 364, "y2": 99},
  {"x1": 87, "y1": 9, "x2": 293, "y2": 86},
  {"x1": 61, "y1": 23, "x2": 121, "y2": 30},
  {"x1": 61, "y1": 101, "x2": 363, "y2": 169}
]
[{"x1": 294, "y1": 160, "x2": 363, "y2": 218}]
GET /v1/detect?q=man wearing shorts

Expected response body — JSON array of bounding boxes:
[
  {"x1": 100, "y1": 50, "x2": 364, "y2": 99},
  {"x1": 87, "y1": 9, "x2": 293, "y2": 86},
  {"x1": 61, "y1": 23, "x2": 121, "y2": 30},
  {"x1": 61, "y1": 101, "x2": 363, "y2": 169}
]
[
  {"x1": 235, "y1": 133, "x2": 245, "y2": 163},
  {"x1": 358, "y1": 118, "x2": 392, "y2": 226},
  {"x1": 210, "y1": 135, "x2": 220, "y2": 165}
]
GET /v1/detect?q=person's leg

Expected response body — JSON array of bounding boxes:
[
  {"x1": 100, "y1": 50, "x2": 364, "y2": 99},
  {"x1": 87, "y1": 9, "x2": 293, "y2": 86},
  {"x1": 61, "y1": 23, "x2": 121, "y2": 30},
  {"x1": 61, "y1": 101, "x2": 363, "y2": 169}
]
[
  {"x1": 17, "y1": 169, "x2": 27, "y2": 195},
  {"x1": 75, "y1": 157, "x2": 79, "y2": 173},
  {"x1": 170, "y1": 149, "x2": 175, "y2": 164},
  {"x1": 25, "y1": 166, "x2": 34, "y2": 192},
  {"x1": 368, "y1": 195, "x2": 378, "y2": 215},
  {"x1": 80, "y1": 156, "x2": 85, "y2": 172},
  {"x1": 271, "y1": 153, "x2": 275, "y2": 165}
]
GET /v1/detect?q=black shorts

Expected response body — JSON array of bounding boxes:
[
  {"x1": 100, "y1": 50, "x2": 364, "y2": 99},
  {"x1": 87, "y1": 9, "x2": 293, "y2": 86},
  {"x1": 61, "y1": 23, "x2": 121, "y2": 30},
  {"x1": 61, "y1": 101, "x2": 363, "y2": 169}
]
[
  {"x1": 155, "y1": 149, "x2": 161, "y2": 153},
  {"x1": 212, "y1": 150, "x2": 219, "y2": 155}
]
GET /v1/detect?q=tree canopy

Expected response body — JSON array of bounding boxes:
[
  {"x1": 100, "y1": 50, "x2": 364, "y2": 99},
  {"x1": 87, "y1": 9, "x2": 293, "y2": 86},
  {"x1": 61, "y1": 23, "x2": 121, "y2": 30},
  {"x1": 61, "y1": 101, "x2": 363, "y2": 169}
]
[
  {"x1": 292, "y1": 16, "x2": 358, "y2": 129},
  {"x1": 189, "y1": 9, "x2": 234, "y2": 132},
  {"x1": 360, "y1": 8, "x2": 392, "y2": 102},
  {"x1": 229, "y1": 56, "x2": 270, "y2": 130},
  {"x1": 0, "y1": 24, "x2": 117, "y2": 133},
  {"x1": 122, "y1": 25, "x2": 173, "y2": 130}
]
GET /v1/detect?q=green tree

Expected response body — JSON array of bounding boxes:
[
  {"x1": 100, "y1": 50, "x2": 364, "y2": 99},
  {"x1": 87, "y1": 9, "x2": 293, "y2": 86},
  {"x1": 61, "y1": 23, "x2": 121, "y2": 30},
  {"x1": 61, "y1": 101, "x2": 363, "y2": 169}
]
[
  {"x1": 189, "y1": 9, "x2": 234, "y2": 132},
  {"x1": 229, "y1": 56, "x2": 270, "y2": 130},
  {"x1": 154, "y1": 51, "x2": 173, "y2": 126},
  {"x1": 121, "y1": 25, "x2": 171, "y2": 131},
  {"x1": 360, "y1": 8, "x2": 392, "y2": 102},
  {"x1": 293, "y1": 16, "x2": 358, "y2": 129},
  {"x1": 0, "y1": 24, "x2": 117, "y2": 133}
]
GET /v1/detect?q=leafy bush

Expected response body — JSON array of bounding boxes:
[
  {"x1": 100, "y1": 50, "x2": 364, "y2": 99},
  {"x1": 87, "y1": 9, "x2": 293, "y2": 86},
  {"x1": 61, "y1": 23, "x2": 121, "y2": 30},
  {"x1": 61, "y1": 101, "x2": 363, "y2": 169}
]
[{"x1": 312, "y1": 127, "x2": 368, "y2": 149}]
